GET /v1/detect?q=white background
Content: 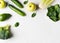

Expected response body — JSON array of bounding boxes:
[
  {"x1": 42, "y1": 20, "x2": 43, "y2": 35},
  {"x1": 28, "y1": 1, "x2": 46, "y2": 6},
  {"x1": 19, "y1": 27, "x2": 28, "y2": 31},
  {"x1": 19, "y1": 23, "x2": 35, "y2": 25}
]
[{"x1": 0, "y1": 0, "x2": 60, "y2": 43}]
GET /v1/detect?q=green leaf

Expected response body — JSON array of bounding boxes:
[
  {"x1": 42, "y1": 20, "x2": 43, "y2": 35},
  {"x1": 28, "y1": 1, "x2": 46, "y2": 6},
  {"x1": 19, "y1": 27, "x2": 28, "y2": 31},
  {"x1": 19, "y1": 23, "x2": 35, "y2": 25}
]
[
  {"x1": 0, "y1": 13, "x2": 12, "y2": 21},
  {"x1": 31, "y1": 13, "x2": 36, "y2": 17}
]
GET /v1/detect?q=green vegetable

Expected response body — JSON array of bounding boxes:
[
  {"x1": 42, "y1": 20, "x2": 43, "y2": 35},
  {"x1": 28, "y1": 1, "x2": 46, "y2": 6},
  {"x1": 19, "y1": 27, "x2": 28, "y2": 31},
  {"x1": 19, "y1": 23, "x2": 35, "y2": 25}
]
[
  {"x1": 31, "y1": 13, "x2": 36, "y2": 17},
  {"x1": 8, "y1": 4, "x2": 26, "y2": 16},
  {"x1": 47, "y1": 4, "x2": 60, "y2": 22},
  {"x1": 0, "y1": 25, "x2": 12, "y2": 39},
  {"x1": 11, "y1": 0, "x2": 24, "y2": 8},
  {"x1": 0, "y1": 13, "x2": 12, "y2": 21},
  {"x1": 24, "y1": 0, "x2": 28, "y2": 4},
  {"x1": 39, "y1": 0, "x2": 54, "y2": 9},
  {"x1": 15, "y1": 22, "x2": 19, "y2": 27}
]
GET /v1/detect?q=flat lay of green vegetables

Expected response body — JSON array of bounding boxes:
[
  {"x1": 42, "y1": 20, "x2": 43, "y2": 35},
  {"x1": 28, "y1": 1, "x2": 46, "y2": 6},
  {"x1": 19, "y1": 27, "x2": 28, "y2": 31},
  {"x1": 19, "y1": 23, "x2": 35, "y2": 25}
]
[{"x1": 1, "y1": 0, "x2": 60, "y2": 40}]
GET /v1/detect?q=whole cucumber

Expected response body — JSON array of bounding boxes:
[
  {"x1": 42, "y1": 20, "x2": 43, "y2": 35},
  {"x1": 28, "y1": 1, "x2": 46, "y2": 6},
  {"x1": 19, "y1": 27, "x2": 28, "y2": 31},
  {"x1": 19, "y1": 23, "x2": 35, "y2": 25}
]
[
  {"x1": 11, "y1": 0, "x2": 24, "y2": 8},
  {"x1": 8, "y1": 4, "x2": 26, "y2": 16}
]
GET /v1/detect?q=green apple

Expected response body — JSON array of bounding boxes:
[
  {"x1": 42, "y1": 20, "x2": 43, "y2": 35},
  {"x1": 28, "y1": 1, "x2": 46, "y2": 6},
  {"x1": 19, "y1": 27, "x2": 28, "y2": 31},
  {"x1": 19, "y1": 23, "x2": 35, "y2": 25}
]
[
  {"x1": 27, "y1": 2, "x2": 36, "y2": 12},
  {"x1": 0, "y1": 0, "x2": 6, "y2": 9},
  {"x1": 0, "y1": 0, "x2": 4, "y2": 1}
]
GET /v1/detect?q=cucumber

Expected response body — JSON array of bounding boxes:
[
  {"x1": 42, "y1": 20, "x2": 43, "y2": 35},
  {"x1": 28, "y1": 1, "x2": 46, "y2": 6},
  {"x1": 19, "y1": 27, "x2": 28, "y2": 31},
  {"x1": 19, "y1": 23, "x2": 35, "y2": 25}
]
[
  {"x1": 11, "y1": 0, "x2": 24, "y2": 8},
  {"x1": 8, "y1": 4, "x2": 26, "y2": 16}
]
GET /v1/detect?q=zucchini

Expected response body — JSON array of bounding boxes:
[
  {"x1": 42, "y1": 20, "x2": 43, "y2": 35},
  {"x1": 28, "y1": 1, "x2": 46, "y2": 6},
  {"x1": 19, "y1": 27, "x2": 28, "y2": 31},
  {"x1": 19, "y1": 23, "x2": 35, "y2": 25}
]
[
  {"x1": 11, "y1": 0, "x2": 24, "y2": 8},
  {"x1": 8, "y1": 4, "x2": 26, "y2": 16}
]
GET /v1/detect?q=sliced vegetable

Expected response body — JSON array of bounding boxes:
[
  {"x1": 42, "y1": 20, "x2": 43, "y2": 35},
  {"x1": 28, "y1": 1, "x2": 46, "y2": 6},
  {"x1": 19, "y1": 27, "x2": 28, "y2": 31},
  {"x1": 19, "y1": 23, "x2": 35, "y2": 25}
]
[
  {"x1": 39, "y1": 0, "x2": 54, "y2": 9},
  {"x1": 0, "y1": 13, "x2": 12, "y2": 21},
  {"x1": 47, "y1": 4, "x2": 60, "y2": 22},
  {"x1": 24, "y1": 0, "x2": 28, "y2": 4},
  {"x1": 11, "y1": 0, "x2": 24, "y2": 8},
  {"x1": 8, "y1": 4, "x2": 26, "y2": 16},
  {"x1": 15, "y1": 22, "x2": 19, "y2": 27},
  {"x1": 31, "y1": 13, "x2": 36, "y2": 17},
  {"x1": 0, "y1": 25, "x2": 12, "y2": 39}
]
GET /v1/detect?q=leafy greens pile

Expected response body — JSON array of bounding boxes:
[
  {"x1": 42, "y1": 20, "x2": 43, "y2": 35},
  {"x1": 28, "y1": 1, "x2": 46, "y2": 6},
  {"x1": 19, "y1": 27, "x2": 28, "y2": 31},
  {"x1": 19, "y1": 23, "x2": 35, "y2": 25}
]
[{"x1": 47, "y1": 4, "x2": 60, "y2": 22}]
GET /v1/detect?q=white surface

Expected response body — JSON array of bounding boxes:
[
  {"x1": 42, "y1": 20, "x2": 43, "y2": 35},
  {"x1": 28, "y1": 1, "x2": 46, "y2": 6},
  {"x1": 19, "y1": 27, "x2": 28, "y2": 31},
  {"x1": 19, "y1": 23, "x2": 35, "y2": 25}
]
[{"x1": 0, "y1": 0, "x2": 60, "y2": 43}]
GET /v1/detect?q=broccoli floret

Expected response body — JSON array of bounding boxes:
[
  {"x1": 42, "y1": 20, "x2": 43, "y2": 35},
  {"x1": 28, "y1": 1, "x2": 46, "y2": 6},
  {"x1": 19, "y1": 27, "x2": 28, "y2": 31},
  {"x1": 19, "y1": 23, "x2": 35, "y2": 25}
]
[{"x1": 0, "y1": 25, "x2": 12, "y2": 39}]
